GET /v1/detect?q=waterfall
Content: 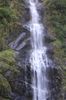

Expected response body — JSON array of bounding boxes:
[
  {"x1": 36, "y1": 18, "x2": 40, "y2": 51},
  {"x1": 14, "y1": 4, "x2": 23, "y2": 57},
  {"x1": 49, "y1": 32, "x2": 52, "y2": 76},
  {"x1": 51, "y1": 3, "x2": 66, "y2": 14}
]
[
  {"x1": 9, "y1": 0, "x2": 62, "y2": 99},
  {"x1": 28, "y1": 0, "x2": 50, "y2": 100}
]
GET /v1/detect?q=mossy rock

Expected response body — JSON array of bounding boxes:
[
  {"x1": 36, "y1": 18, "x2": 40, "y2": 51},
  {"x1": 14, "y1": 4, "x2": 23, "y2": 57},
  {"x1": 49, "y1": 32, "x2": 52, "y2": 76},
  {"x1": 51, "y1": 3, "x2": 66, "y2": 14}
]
[
  {"x1": 0, "y1": 49, "x2": 19, "y2": 73},
  {"x1": 0, "y1": 49, "x2": 15, "y2": 64},
  {"x1": 0, "y1": 96, "x2": 10, "y2": 100},
  {"x1": 43, "y1": 0, "x2": 66, "y2": 97},
  {"x1": 0, "y1": 49, "x2": 20, "y2": 80},
  {"x1": 0, "y1": 49, "x2": 21, "y2": 99},
  {"x1": 0, "y1": 74, "x2": 11, "y2": 98}
]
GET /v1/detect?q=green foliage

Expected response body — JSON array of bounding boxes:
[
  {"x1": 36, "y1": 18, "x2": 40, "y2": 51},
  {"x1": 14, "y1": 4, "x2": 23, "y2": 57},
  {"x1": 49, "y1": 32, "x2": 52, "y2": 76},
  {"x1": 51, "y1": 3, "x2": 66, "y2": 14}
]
[
  {"x1": 44, "y1": 0, "x2": 66, "y2": 95},
  {"x1": 0, "y1": 74, "x2": 11, "y2": 98},
  {"x1": 0, "y1": 49, "x2": 15, "y2": 64},
  {"x1": 44, "y1": 0, "x2": 66, "y2": 42},
  {"x1": 0, "y1": 49, "x2": 19, "y2": 74},
  {"x1": 0, "y1": 0, "x2": 22, "y2": 99},
  {"x1": 0, "y1": 0, "x2": 19, "y2": 50}
]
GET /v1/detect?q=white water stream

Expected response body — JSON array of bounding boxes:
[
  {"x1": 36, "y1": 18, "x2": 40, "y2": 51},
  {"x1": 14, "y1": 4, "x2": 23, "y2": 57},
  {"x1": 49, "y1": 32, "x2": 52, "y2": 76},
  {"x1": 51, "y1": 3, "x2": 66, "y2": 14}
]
[{"x1": 28, "y1": 0, "x2": 49, "y2": 100}]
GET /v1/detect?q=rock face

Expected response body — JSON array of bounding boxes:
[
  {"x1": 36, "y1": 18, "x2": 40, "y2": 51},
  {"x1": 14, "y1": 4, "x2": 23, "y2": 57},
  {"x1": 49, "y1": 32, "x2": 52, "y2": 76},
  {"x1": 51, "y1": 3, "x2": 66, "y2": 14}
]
[
  {"x1": 8, "y1": 1, "x2": 33, "y2": 99},
  {"x1": 46, "y1": 67, "x2": 63, "y2": 100},
  {"x1": 0, "y1": 0, "x2": 63, "y2": 100}
]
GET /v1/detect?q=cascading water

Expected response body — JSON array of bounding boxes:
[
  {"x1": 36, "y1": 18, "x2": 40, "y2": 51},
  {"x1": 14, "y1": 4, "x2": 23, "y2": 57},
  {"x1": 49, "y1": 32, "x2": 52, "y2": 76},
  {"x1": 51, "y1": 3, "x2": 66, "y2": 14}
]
[
  {"x1": 9, "y1": 0, "x2": 62, "y2": 99},
  {"x1": 28, "y1": 0, "x2": 50, "y2": 100}
]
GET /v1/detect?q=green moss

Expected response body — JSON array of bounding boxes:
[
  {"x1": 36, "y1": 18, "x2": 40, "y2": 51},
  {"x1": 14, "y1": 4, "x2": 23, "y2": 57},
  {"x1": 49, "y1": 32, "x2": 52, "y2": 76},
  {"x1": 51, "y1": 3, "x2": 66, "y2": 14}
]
[
  {"x1": 0, "y1": 49, "x2": 15, "y2": 66},
  {"x1": 0, "y1": 97, "x2": 10, "y2": 100},
  {"x1": 44, "y1": 0, "x2": 66, "y2": 42},
  {"x1": 0, "y1": 0, "x2": 24, "y2": 99},
  {"x1": 0, "y1": 49, "x2": 20, "y2": 98},
  {"x1": 52, "y1": 40, "x2": 64, "y2": 60},
  {"x1": 43, "y1": 0, "x2": 66, "y2": 95},
  {"x1": 0, "y1": 49, "x2": 20, "y2": 74},
  {"x1": 0, "y1": 74, "x2": 11, "y2": 98},
  {"x1": 1, "y1": 99, "x2": 9, "y2": 100},
  {"x1": 53, "y1": 40, "x2": 62, "y2": 47},
  {"x1": 0, "y1": 49, "x2": 15, "y2": 64},
  {"x1": 0, "y1": 0, "x2": 19, "y2": 51}
]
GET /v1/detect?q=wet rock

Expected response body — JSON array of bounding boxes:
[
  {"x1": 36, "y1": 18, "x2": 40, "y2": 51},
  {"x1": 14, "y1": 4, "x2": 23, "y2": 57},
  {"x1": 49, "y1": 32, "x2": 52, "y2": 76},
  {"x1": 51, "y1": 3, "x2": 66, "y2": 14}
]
[
  {"x1": 46, "y1": 67, "x2": 62, "y2": 100},
  {"x1": 44, "y1": 35, "x2": 56, "y2": 43},
  {"x1": 46, "y1": 44, "x2": 54, "y2": 59}
]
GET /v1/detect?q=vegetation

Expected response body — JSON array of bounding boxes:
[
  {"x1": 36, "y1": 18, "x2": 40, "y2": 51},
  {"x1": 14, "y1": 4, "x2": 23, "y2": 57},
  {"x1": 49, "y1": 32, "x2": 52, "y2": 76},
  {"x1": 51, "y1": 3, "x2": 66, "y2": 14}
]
[
  {"x1": 43, "y1": 0, "x2": 66, "y2": 96},
  {"x1": 0, "y1": 0, "x2": 66, "y2": 99},
  {"x1": 0, "y1": 0, "x2": 21, "y2": 99}
]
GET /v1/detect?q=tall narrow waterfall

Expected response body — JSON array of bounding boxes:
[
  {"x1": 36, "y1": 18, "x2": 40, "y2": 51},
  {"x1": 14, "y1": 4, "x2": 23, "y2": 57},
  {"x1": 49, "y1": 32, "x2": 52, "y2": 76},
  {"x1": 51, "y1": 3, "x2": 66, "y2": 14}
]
[{"x1": 28, "y1": 0, "x2": 49, "y2": 100}]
